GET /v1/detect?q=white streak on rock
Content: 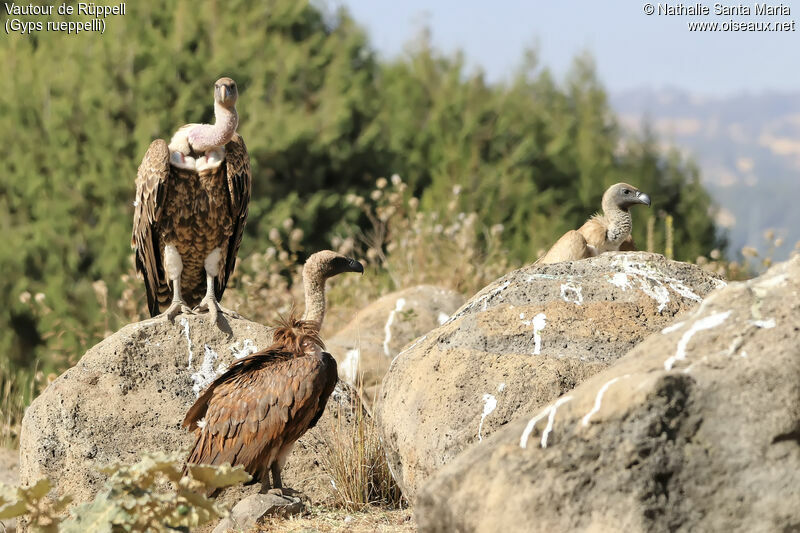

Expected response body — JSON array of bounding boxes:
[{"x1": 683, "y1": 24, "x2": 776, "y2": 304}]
[
  {"x1": 560, "y1": 282, "x2": 583, "y2": 305},
  {"x1": 445, "y1": 280, "x2": 511, "y2": 324},
  {"x1": 581, "y1": 374, "x2": 630, "y2": 427},
  {"x1": 520, "y1": 312, "x2": 546, "y2": 354},
  {"x1": 437, "y1": 312, "x2": 449, "y2": 325},
  {"x1": 191, "y1": 344, "x2": 220, "y2": 396},
  {"x1": 608, "y1": 272, "x2": 632, "y2": 290},
  {"x1": 342, "y1": 348, "x2": 360, "y2": 384},
  {"x1": 664, "y1": 311, "x2": 732, "y2": 370},
  {"x1": 661, "y1": 321, "x2": 686, "y2": 334},
  {"x1": 751, "y1": 319, "x2": 776, "y2": 329},
  {"x1": 520, "y1": 396, "x2": 573, "y2": 449},
  {"x1": 180, "y1": 317, "x2": 194, "y2": 369},
  {"x1": 612, "y1": 256, "x2": 704, "y2": 313},
  {"x1": 383, "y1": 298, "x2": 406, "y2": 356},
  {"x1": 498, "y1": 383, "x2": 506, "y2": 392},
  {"x1": 478, "y1": 394, "x2": 497, "y2": 442},
  {"x1": 229, "y1": 339, "x2": 258, "y2": 359}
]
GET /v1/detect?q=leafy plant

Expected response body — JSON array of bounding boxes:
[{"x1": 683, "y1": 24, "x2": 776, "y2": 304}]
[{"x1": 0, "y1": 451, "x2": 251, "y2": 532}]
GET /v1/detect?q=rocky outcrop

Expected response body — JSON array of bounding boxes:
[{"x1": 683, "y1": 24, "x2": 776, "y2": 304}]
[
  {"x1": 212, "y1": 493, "x2": 304, "y2": 533},
  {"x1": 377, "y1": 252, "x2": 724, "y2": 499},
  {"x1": 416, "y1": 255, "x2": 800, "y2": 533},
  {"x1": 19, "y1": 315, "x2": 358, "y2": 510},
  {"x1": 327, "y1": 285, "x2": 464, "y2": 404}
]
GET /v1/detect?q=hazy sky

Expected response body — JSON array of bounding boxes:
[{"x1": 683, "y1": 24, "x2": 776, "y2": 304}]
[{"x1": 338, "y1": 0, "x2": 800, "y2": 95}]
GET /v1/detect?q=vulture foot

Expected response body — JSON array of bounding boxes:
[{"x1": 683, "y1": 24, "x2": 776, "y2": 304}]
[
  {"x1": 162, "y1": 301, "x2": 196, "y2": 322},
  {"x1": 194, "y1": 295, "x2": 241, "y2": 324},
  {"x1": 267, "y1": 488, "x2": 284, "y2": 497}
]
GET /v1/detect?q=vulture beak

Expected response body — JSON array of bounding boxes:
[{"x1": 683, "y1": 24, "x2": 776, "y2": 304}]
[
  {"x1": 636, "y1": 192, "x2": 652, "y2": 206},
  {"x1": 349, "y1": 259, "x2": 365, "y2": 275}
]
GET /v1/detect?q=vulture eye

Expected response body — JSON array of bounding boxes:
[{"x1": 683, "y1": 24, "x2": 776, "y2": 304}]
[{"x1": 623, "y1": 189, "x2": 630, "y2": 195}]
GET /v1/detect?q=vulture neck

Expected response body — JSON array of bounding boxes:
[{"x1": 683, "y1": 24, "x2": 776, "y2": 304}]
[
  {"x1": 302, "y1": 271, "x2": 327, "y2": 331},
  {"x1": 601, "y1": 203, "x2": 632, "y2": 247},
  {"x1": 189, "y1": 102, "x2": 238, "y2": 152}
]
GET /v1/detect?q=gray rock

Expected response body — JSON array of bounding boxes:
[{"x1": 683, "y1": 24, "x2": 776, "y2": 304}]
[
  {"x1": 213, "y1": 493, "x2": 304, "y2": 533},
  {"x1": 416, "y1": 255, "x2": 800, "y2": 533},
  {"x1": 327, "y1": 285, "x2": 464, "y2": 405},
  {"x1": 18, "y1": 314, "x2": 356, "y2": 511},
  {"x1": 377, "y1": 252, "x2": 724, "y2": 499}
]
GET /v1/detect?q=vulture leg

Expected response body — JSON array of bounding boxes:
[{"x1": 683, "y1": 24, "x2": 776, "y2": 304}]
[
  {"x1": 195, "y1": 248, "x2": 242, "y2": 323},
  {"x1": 266, "y1": 462, "x2": 283, "y2": 496},
  {"x1": 160, "y1": 245, "x2": 194, "y2": 322}
]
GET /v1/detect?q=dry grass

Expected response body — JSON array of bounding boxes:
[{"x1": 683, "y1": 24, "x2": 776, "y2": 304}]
[
  {"x1": 319, "y1": 386, "x2": 404, "y2": 511},
  {"x1": 257, "y1": 506, "x2": 415, "y2": 533}
]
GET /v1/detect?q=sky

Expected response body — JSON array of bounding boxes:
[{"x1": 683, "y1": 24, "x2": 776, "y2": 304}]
[{"x1": 336, "y1": 0, "x2": 800, "y2": 96}]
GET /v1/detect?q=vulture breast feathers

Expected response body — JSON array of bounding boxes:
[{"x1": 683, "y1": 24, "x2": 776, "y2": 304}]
[
  {"x1": 182, "y1": 320, "x2": 338, "y2": 484},
  {"x1": 131, "y1": 133, "x2": 251, "y2": 316}
]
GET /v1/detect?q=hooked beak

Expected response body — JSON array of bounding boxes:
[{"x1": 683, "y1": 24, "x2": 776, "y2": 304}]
[
  {"x1": 349, "y1": 259, "x2": 365, "y2": 275},
  {"x1": 636, "y1": 191, "x2": 652, "y2": 206}
]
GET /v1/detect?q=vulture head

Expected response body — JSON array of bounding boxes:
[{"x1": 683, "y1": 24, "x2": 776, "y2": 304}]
[
  {"x1": 304, "y1": 250, "x2": 364, "y2": 280},
  {"x1": 214, "y1": 77, "x2": 238, "y2": 108},
  {"x1": 603, "y1": 183, "x2": 651, "y2": 212}
]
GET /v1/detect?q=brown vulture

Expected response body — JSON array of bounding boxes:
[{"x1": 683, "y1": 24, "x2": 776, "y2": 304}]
[
  {"x1": 182, "y1": 251, "x2": 364, "y2": 493},
  {"x1": 538, "y1": 182, "x2": 651, "y2": 264},
  {"x1": 132, "y1": 77, "x2": 250, "y2": 324}
]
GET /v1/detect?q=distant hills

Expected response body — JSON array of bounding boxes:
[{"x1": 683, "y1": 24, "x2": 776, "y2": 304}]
[{"x1": 611, "y1": 87, "x2": 800, "y2": 262}]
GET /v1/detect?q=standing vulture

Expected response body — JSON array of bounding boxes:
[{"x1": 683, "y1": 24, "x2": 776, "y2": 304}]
[
  {"x1": 132, "y1": 77, "x2": 250, "y2": 324},
  {"x1": 537, "y1": 183, "x2": 651, "y2": 264},
  {"x1": 182, "y1": 251, "x2": 364, "y2": 493}
]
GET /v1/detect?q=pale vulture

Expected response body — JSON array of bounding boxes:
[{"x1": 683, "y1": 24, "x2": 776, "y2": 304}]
[
  {"x1": 537, "y1": 183, "x2": 651, "y2": 264},
  {"x1": 132, "y1": 77, "x2": 251, "y2": 324}
]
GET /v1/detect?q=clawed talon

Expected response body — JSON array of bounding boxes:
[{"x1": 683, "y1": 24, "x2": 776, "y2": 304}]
[
  {"x1": 162, "y1": 300, "x2": 196, "y2": 322},
  {"x1": 194, "y1": 296, "x2": 241, "y2": 324},
  {"x1": 267, "y1": 488, "x2": 284, "y2": 497}
]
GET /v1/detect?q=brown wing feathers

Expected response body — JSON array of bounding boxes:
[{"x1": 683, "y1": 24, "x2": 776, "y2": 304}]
[{"x1": 183, "y1": 316, "x2": 337, "y2": 483}]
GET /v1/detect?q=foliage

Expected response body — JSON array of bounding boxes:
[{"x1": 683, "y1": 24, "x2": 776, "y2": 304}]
[
  {"x1": 1, "y1": 0, "x2": 724, "y2": 394},
  {"x1": 0, "y1": 451, "x2": 251, "y2": 532}
]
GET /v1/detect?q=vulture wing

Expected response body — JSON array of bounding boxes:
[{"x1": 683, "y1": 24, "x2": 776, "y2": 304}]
[
  {"x1": 215, "y1": 133, "x2": 251, "y2": 299},
  {"x1": 577, "y1": 216, "x2": 609, "y2": 251},
  {"x1": 184, "y1": 349, "x2": 337, "y2": 480},
  {"x1": 132, "y1": 139, "x2": 172, "y2": 317},
  {"x1": 537, "y1": 230, "x2": 590, "y2": 264}
]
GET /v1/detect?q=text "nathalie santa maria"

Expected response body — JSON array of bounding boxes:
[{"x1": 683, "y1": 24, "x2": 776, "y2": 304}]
[{"x1": 656, "y1": 3, "x2": 790, "y2": 15}]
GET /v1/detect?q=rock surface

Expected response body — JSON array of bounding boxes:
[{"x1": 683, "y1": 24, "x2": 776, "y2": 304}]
[
  {"x1": 19, "y1": 314, "x2": 357, "y2": 510},
  {"x1": 416, "y1": 255, "x2": 800, "y2": 533},
  {"x1": 377, "y1": 252, "x2": 724, "y2": 499},
  {"x1": 212, "y1": 493, "x2": 304, "y2": 533},
  {"x1": 327, "y1": 285, "x2": 464, "y2": 404},
  {"x1": 0, "y1": 448, "x2": 19, "y2": 532}
]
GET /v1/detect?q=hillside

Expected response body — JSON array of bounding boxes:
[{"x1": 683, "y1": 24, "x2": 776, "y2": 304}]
[{"x1": 612, "y1": 88, "x2": 800, "y2": 262}]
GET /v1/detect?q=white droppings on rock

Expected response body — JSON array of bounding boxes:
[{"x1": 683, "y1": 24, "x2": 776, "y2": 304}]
[
  {"x1": 437, "y1": 312, "x2": 449, "y2": 325},
  {"x1": 229, "y1": 339, "x2": 258, "y2": 359},
  {"x1": 478, "y1": 394, "x2": 497, "y2": 442},
  {"x1": 180, "y1": 318, "x2": 194, "y2": 369},
  {"x1": 560, "y1": 282, "x2": 583, "y2": 305},
  {"x1": 498, "y1": 383, "x2": 506, "y2": 392},
  {"x1": 520, "y1": 396, "x2": 573, "y2": 449},
  {"x1": 608, "y1": 272, "x2": 632, "y2": 290},
  {"x1": 661, "y1": 321, "x2": 686, "y2": 334},
  {"x1": 191, "y1": 344, "x2": 221, "y2": 396},
  {"x1": 342, "y1": 348, "x2": 360, "y2": 384},
  {"x1": 751, "y1": 318, "x2": 776, "y2": 329},
  {"x1": 664, "y1": 310, "x2": 732, "y2": 371},
  {"x1": 581, "y1": 375, "x2": 630, "y2": 427},
  {"x1": 612, "y1": 256, "x2": 703, "y2": 313},
  {"x1": 445, "y1": 280, "x2": 511, "y2": 324},
  {"x1": 383, "y1": 298, "x2": 406, "y2": 356},
  {"x1": 520, "y1": 313, "x2": 547, "y2": 354}
]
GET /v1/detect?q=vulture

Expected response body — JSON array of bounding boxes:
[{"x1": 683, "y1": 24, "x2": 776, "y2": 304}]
[
  {"x1": 182, "y1": 251, "x2": 364, "y2": 493},
  {"x1": 537, "y1": 183, "x2": 651, "y2": 264},
  {"x1": 132, "y1": 77, "x2": 250, "y2": 324}
]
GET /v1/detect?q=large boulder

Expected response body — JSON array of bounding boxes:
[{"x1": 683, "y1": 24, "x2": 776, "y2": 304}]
[
  {"x1": 19, "y1": 315, "x2": 357, "y2": 510},
  {"x1": 416, "y1": 255, "x2": 800, "y2": 533},
  {"x1": 377, "y1": 252, "x2": 724, "y2": 499},
  {"x1": 327, "y1": 285, "x2": 464, "y2": 405}
]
